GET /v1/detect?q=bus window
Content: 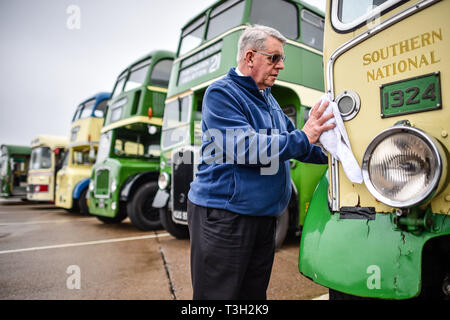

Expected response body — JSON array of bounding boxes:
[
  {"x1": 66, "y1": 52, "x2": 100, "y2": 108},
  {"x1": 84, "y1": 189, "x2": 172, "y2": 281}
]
[
  {"x1": 301, "y1": 9, "x2": 324, "y2": 51},
  {"x1": 332, "y1": 0, "x2": 399, "y2": 32},
  {"x1": 111, "y1": 71, "x2": 127, "y2": 98},
  {"x1": 150, "y1": 59, "x2": 174, "y2": 87},
  {"x1": 96, "y1": 131, "x2": 112, "y2": 164},
  {"x1": 206, "y1": 0, "x2": 245, "y2": 40},
  {"x1": 94, "y1": 99, "x2": 108, "y2": 118},
  {"x1": 161, "y1": 95, "x2": 191, "y2": 149},
  {"x1": 80, "y1": 99, "x2": 96, "y2": 119},
  {"x1": 179, "y1": 15, "x2": 206, "y2": 56},
  {"x1": 250, "y1": 0, "x2": 298, "y2": 40},
  {"x1": 72, "y1": 105, "x2": 83, "y2": 122},
  {"x1": 30, "y1": 147, "x2": 52, "y2": 170},
  {"x1": 73, "y1": 149, "x2": 92, "y2": 165},
  {"x1": 124, "y1": 59, "x2": 152, "y2": 92}
]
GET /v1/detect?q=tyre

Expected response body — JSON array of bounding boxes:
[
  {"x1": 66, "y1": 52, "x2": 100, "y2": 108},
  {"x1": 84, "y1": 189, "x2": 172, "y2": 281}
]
[
  {"x1": 127, "y1": 182, "x2": 162, "y2": 231},
  {"x1": 159, "y1": 207, "x2": 189, "y2": 239},
  {"x1": 78, "y1": 188, "x2": 89, "y2": 215},
  {"x1": 275, "y1": 207, "x2": 289, "y2": 250}
]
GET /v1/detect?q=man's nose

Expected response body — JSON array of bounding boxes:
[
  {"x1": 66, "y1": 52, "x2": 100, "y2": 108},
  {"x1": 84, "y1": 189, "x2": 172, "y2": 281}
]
[{"x1": 276, "y1": 59, "x2": 284, "y2": 70}]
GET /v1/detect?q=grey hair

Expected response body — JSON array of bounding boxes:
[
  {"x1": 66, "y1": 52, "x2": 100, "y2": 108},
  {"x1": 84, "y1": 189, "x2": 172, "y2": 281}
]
[{"x1": 236, "y1": 25, "x2": 287, "y2": 63}]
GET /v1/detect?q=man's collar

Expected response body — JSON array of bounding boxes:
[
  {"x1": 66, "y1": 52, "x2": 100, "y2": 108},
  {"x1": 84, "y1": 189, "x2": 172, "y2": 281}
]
[{"x1": 229, "y1": 67, "x2": 271, "y2": 97}]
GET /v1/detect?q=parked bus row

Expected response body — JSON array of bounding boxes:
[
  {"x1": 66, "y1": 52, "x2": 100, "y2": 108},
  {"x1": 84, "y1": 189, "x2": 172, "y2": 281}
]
[{"x1": 1, "y1": 0, "x2": 448, "y2": 300}]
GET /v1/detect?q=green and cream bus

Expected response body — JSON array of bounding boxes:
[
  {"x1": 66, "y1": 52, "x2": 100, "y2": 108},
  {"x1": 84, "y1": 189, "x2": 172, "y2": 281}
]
[
  {"x1": 0, "y1": 144, "x2": 31, "y2": 200},
  {"x1": 299, "y1": 0, "x2": 450, "y2": 300},
  {"x1": 88, "y1": 50, "x2": 175, "y2": 230},
  {"x1": 55, "y1": 92, "x2": 110, "y2": 214},
  {"x1": 154, "y1": 0, "x2": 327, "y2": 246},
  {"x1": 27, "y1": 135, "x2": 68, "y2": 202}
]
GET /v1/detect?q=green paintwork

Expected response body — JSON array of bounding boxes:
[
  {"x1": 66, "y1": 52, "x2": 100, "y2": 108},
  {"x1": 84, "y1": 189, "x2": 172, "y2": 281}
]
[
  {"x1": 89, "y1": 157, "x2": 159, "y2": 217},
  {"x1": 88, "y1": 50, "x2": 175, "y2": 218},
  {"x1": 299, "y1": 172, "x2": 450, "y2": 299},
  {"x1": 0, "y1": 144, "x2": 31, "y2": 198}
]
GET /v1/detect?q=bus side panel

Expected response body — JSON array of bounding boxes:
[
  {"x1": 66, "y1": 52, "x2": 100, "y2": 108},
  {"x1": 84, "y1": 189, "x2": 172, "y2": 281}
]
[
  {"x1": 290, "y1": 161, "x2": 327, "y2": 226},
  {"x1": 299, "y1": 173, "x2": 450, "y2": 299}
]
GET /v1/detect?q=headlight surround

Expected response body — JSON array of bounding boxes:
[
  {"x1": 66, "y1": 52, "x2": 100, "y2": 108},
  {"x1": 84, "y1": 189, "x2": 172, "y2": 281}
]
[
  {"x1": 158, "y1": 172, "x2": 170, "y2": 190},
  {"x1": 111, "y1": 179, "x2": 117, "y2": 193},
  {"x1": 362, "y1": 126, "x2": 445, "y2": 208}
]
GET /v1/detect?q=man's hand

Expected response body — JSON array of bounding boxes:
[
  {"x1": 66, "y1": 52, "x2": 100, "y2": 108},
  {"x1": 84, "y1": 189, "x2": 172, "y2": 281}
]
[{"x1": 302, "y1": 100, "x2": 336, "y2": 144}]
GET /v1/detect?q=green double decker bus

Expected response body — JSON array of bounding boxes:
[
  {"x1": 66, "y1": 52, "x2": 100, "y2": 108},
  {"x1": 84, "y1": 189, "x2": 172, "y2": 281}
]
[
  {"x1": 0, "y1": 144, "x2": 31, "y2": 200},
  {"x1": 153, "y1": 0, "x2": 327, "y2": 246},
  {"x1": 88, "y1": 50, "x2": 175, "y2": 230}
]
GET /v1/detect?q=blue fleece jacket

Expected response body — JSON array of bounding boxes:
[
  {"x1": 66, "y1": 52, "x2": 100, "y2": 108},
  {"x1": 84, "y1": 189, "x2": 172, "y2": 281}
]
[{"x1": 188, "y1": 68, "x2": 327, "y2": 216}]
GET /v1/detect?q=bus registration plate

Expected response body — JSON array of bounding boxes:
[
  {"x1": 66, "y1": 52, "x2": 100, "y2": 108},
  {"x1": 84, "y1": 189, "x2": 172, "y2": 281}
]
[{"x1": 380, "y1": 72, "x2": 441, "y2": 118}]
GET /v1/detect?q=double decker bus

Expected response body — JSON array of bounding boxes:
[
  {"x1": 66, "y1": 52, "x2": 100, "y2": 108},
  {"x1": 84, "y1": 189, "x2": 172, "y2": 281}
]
[
  {"x1": 0, "y1": 145, "x2": 31, "y2": 200},
  {"x1": 55, "y1": 92, "x2": 110, "y2": 214},
  {"x1": 154, "y1": 0, "x2": 327, "y2": 245},
  {"x1": 88, "y1": 50, "x2": 175, "y2": 230},
  {"x1": 27, "y1": 135, "x2": 68, "y2": 202},
  {"x1": 299, "y1": 0, "x2": 450, "y2": 300}
]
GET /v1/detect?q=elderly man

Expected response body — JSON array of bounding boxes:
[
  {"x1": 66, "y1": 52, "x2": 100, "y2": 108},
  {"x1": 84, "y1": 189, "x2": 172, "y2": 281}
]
[{"x1": 187, "y1": 25, "x2": 334, "y2": 300}]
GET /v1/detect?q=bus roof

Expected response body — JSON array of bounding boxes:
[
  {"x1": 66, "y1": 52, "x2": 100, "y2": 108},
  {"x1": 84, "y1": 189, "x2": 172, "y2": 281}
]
[
  {"x1": 180, "y1": 0, "x2": 324, "y2": 36},
  {"x1": 114, "y1": 50, "x2": 176, "y2": 82},
  {"x1": 80, "y1": 92, "x2": 111, "y2": 107},
  {"x1": 30, "y1": 135, "x2": 69, "y2": 150},
  {"x1": 0, "y1": 144, "x2": 32, "y2": 156}
]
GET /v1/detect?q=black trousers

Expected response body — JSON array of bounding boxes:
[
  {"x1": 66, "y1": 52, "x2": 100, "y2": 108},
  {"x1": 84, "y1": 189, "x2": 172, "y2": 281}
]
[{"x1": 187, "y1": 200, "x2": 276, "y2": 300}]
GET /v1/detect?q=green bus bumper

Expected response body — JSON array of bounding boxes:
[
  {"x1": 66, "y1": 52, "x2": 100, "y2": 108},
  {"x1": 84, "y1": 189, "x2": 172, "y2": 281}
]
[{"x1": 299, "y1": 173, "x2": 450, "y2": 300}]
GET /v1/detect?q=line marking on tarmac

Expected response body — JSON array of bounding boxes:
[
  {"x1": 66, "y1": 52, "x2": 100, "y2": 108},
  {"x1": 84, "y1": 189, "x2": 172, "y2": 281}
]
[
  {"x1": 0, "y1": 218, "x2": 94, "y2": 226},
  {"x1": 312, "y1": 293, "x2": 329, "y2": 300},
  {"x1": 0, "y1": 233, "x2": 171, "y2": 255}
]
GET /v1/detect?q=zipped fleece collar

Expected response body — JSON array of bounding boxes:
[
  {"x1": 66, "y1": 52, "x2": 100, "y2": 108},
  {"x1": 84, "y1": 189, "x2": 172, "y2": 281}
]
[{"x1": 228, "y1": 67, "x2": 271, "y2": 103}]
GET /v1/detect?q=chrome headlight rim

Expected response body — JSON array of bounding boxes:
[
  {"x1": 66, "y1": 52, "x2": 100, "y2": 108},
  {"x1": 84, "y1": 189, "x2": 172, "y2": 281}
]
[
  {"x1": 362, "y1": 125, "x2": 443, "y2": 208},
  {"x1": 158, "y1": 172, "x2": 170, "y2": 190}
]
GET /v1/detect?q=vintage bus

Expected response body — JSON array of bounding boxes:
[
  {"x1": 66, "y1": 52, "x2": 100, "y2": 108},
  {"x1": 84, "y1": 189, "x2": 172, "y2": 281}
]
[
  {"x1": 55, "y1": 92, "x2": 110, "y2": 214},
  {"x1": 27, "y1": 135, "x2": 68, "y2": 202},
  {"x1": 88, "y1": 50, "x2": 175, "y2": 230},
  {"x1": 153, "y1": 0, "x2": 327, "y2": 245},
  {"x1": 299, "y1": 0, "x2": 450, "y2": 299},
  {"x1": 0, "y1": 144, "x2": 31, "y2": 200}
]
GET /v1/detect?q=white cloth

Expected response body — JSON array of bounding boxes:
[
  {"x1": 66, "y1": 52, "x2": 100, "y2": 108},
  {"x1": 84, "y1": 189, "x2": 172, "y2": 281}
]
[{"x1": 314, "y1": 93, "x2": 363, "y2": 184}]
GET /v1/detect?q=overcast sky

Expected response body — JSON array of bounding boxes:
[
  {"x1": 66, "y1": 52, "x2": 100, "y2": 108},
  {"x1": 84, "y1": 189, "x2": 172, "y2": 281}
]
[{"x1": 0, "y1": 0, "x2": 325, "y2": 147}]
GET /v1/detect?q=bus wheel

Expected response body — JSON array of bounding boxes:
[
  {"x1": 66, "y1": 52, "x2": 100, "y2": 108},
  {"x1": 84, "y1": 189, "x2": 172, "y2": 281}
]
[
  {"x1": 127, "y1": 182, "x2": 161, "y2": 231},
  {"x1": 275, "y1": 207, "x2": 289, "y2": 250},
  {"x1": 159, "y1": 207, "x2": 189, "y2": 239},
  {"x1": 78, "y1": 188, "x2": 89, "y2": 215}
]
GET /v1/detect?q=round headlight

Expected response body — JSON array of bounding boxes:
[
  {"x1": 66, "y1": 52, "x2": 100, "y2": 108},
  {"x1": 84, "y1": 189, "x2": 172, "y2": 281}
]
[
  {"x1": 111, "y1": 179, "x2": 117, "y2": 192},
  {"x1": 362, "y1": 126, "x2": 444, "y2": 208},
  {"x1": 158, "y1": 172, "x2": 170, "y2": 190}
]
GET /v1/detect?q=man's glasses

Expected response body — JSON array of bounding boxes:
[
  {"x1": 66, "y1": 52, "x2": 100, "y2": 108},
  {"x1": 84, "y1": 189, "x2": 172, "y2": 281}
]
[{"x1": 252, "y1": 50, "x2": 286, "y2": 64}]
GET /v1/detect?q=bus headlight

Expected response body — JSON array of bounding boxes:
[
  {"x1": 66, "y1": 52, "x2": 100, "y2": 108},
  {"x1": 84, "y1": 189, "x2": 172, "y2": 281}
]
[
  {"x1": 158, "y1": 172, "x2": 170, "y2": 190},
  {"x1": 362, "y1": 126, "x2": 446, "y2": 208},
  {"x1": 89, "y1": 180, "x2": 94, "y2": 192},
  {"x1": 111, "y1": 179, "x2": 117, "y2": 193}
]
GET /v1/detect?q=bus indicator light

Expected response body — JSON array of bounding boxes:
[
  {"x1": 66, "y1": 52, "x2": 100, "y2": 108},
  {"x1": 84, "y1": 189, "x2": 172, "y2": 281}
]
[{"x1": 148, "y1": 107, "x2": 153, "y2": 118}]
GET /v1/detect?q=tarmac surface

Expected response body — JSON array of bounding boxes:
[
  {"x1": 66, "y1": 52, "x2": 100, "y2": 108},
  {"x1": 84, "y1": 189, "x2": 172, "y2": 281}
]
[{"x1": 0, "y1": 199, "x2": 328, "y2": 300}]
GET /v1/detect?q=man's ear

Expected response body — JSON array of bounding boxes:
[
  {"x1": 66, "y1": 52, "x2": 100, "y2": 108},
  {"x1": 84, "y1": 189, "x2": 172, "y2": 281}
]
[{"x1": 244, "y1": 50, "x2": 254, "y2": 67}]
